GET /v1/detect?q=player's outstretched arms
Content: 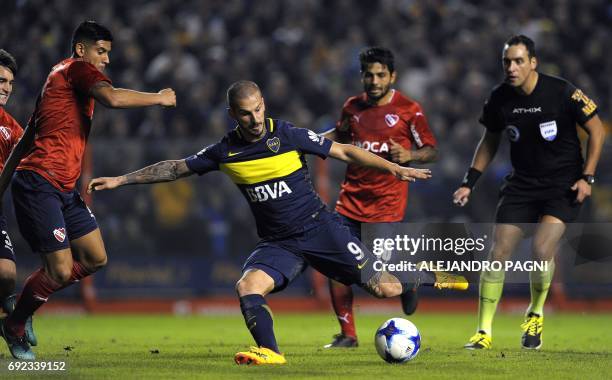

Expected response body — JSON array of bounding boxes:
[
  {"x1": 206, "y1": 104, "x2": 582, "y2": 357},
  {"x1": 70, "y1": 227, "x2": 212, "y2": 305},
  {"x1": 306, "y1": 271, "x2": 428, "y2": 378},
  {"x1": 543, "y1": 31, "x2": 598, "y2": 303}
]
[
  {"x1": 328, "y1": 142, "x2": 431, "y2": 182},
  {"x1": 87, "y1": 159, "x2": 193, "y2": 193},
  {"x1": 91, "y1": 81, "x2": 176, "y2": 108}
]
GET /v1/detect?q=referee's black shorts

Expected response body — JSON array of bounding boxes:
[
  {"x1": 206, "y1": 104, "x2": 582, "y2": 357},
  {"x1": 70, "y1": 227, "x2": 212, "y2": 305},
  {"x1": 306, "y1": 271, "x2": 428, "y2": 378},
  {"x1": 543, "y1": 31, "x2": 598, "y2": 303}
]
[{"x1": 495, "y1": 171, "x2": 582, "y2": 225}]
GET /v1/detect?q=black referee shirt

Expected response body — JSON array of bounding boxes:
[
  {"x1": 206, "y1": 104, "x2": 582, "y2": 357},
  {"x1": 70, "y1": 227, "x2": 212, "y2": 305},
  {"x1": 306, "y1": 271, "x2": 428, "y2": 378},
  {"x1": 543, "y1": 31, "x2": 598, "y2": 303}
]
[{"x1": 479, "y1": 73, "x2": 598, "y2": 179}]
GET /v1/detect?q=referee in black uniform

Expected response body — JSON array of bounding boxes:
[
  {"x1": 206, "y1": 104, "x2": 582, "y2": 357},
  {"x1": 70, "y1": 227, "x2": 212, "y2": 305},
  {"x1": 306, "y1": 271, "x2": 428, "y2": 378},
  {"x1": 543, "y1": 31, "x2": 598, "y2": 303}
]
[{"x1": 453, "y1": 35, "x2": 605, "y2": 350}]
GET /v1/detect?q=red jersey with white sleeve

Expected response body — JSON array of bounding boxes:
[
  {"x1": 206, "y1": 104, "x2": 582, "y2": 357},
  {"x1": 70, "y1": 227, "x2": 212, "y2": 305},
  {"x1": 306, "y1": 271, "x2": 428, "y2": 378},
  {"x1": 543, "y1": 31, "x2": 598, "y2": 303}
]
[
  {"x1": 18, "y1": 58, "x2": 111, "y2": 191},
  {"x1": 0, "y1": 107, "x2": 23, "y2": 172},
  {"x1": 335, "y1": 90, "x2": 436, "y2": 222}
]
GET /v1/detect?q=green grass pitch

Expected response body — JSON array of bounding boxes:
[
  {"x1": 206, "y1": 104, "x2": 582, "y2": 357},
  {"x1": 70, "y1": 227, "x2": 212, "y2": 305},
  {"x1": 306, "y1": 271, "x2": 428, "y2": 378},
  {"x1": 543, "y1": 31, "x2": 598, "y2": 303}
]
[{"x1": 1, "y1": 312, "x2": 611, "y2": 379}]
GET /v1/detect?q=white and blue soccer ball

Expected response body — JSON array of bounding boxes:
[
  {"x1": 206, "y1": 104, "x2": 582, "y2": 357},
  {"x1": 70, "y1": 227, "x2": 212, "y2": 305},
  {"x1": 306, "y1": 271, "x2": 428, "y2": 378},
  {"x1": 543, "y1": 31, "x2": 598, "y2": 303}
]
[{"x1": 374, "y1": 318, "x2": 421, "y2": 363}]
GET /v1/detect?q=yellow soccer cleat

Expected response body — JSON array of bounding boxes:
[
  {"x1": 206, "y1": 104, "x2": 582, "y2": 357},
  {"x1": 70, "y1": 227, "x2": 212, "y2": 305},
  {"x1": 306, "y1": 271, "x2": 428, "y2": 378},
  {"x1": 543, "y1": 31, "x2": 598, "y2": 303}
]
[
  {"x1": 464, "y1": 330, "x2": 492, "y2": 350},
  {"x1": 432, "y1": 271, "x2": 469, "y2": 290},
  {"x1": 417, "y1": 261, "x2": 469, "y2": 290},
  {"x1": 234, "y1": 346, "x2": 287, "y2": 365},
  {"x1": 521, "y1": 313, "x2": 543, "y2": 350}
]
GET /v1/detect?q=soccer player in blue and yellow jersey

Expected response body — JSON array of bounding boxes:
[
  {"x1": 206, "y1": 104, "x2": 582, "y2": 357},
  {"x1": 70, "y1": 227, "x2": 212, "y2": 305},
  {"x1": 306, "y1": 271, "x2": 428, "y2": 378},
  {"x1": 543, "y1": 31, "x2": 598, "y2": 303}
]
[{"x1": 88, "y1": 80, "x2": 467, "y2": 365}]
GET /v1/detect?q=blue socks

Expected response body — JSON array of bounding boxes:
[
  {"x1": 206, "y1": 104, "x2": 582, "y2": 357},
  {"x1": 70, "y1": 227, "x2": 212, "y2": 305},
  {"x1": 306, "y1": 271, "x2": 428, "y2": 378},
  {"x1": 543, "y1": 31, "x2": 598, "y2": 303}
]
[{"x1": 239, "y1": 294, "x2": 279, "y2": 353}]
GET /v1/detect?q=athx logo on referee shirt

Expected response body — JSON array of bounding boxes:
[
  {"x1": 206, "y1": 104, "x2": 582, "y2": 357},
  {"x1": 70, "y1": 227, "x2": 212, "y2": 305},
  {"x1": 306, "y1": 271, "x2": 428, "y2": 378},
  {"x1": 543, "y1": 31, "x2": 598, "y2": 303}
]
[{"x1": 512, "y1": 107, "x2": 541, "y2": 114}]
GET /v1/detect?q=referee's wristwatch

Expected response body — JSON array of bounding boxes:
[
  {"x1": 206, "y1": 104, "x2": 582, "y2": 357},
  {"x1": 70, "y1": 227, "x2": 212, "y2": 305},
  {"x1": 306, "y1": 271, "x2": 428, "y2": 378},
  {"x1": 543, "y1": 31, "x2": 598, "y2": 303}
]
[{"x1": 582, "y1": 174, "x2": 596, "y2": 185}]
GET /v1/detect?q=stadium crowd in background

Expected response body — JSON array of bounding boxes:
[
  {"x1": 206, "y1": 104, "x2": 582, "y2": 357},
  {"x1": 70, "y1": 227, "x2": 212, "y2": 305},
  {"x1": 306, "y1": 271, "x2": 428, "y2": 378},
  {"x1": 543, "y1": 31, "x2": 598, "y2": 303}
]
[{"x1": 1, "y1": 0, "x2": 610, "y2": 263}]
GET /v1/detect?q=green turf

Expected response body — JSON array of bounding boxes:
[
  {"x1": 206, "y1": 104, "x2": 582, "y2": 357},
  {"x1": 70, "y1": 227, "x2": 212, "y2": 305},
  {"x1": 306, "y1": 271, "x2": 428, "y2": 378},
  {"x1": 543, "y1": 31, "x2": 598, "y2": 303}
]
[{"x1": 1, "y1": 312, "x2": 611, "y2": 379}]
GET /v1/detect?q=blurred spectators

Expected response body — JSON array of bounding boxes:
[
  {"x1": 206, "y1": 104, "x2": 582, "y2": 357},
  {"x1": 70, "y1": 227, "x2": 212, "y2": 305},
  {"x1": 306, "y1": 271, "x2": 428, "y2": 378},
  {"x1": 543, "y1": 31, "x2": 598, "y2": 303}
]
[{"x1": 1, "y1": 0, "x2": 610, "y2": 261}]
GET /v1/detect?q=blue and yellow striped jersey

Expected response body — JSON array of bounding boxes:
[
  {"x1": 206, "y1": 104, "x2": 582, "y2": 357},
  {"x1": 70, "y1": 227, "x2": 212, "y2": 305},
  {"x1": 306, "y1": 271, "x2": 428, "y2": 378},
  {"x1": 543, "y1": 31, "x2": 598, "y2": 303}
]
[{"x1": 185, "y1": 118, "x2": 333, "y2": 239}]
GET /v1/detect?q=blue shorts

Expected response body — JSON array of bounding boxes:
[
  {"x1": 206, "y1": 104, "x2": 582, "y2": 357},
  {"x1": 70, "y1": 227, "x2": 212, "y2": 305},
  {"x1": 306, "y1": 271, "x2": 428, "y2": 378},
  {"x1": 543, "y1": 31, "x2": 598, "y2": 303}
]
[
  {"x1": 0, "y1": 215, "x2": 16, "y2": 262},
  {"x1": 12, "y1": 170, "x2": 98, "y2": 254},
  {"x1": 242, "y1": 210, "x2": 377, "y2": 292},
  {"x1": 337, "y1": 214, "x2": 362, "y2": 240}
]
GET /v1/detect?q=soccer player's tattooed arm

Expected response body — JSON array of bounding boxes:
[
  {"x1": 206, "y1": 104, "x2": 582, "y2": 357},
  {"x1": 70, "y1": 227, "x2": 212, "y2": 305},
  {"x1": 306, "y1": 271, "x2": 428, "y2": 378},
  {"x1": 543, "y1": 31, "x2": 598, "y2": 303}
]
[
  {"x1": 328, "y1": 142, "x2": 431, "y2": 182},
  {"x1": 87, "y1": 159, "x2": 193, "y2": 193},
  {"x1": 91, "y1": 81, "x2": 176, "y2": 108}
]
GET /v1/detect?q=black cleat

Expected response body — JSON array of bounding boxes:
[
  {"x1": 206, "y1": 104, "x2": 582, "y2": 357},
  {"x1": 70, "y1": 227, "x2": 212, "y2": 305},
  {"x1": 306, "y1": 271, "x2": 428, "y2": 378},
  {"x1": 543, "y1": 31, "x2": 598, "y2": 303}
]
[
  {"x1": 400, "y1": 287, "x2": 419, "y2": 315},
  {"x1": 521, "y1": 312, "x2": 543, "y2": 350},
  {"x1": 323, "y1": 333, "x2": 358, "y2": 348}
]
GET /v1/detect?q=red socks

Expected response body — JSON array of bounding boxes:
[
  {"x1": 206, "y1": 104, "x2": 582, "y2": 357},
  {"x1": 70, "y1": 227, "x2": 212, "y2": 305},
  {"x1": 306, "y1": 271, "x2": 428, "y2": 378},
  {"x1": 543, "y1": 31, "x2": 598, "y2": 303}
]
[
  {"x1": 329, "y1": 280, "x2": 356, "y2": 338},
  {"x1": 7, "y1": 262, "x2": 92, "y2": 335}
]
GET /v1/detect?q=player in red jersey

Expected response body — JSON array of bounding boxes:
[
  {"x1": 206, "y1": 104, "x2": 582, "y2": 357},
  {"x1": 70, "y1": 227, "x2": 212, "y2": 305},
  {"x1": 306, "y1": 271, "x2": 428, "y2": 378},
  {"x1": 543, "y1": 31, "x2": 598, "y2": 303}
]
[
  {"x1": 0, "y1": 21, "x2": 176, "y2": 360},
  {"x1": 323, "y1": 47, "x2": 438, "y2": 348},
  {"x1": 0, "y1": 49, "x2": 25, "y2": 328}
]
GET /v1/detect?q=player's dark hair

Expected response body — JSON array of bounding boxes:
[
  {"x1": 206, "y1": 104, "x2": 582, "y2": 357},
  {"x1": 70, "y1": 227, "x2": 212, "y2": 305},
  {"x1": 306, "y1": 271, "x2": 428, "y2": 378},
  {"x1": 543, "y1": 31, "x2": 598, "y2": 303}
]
[
  {"x1": 0, "y1": 49, "x2": 18, "y2": 75},
  {"x1": 505, "y1": 35, "x2": 536, "y2": 58},
  {"x1": 71, "y1": 21, "x2": 113, "y2": 55},
  {"x1": 359, "y1": 47, "x2": 395, "y2": 73},
  {"x1": 227, "y1": 80, "x2": 261, "y2": 108}
]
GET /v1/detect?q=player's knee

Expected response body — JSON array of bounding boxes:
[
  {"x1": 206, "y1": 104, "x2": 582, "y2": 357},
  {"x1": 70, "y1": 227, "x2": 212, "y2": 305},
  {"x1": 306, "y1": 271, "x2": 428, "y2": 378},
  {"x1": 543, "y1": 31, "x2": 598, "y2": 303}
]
[
  {"x1": 0, "y1": 265, "x2": 16, "y2": 293},
  {"x1": 235, "y1": 277, "x2": 263, "y2": 296},
  {"x1": 235, "y1": 269, "x2": 275, "y2": 296},
  {"x1": 87, "y1": 254, "x2": 108, "y2": 272},
  {"x1": 489, "y1": 246, "x2": 513, "y2": 262},
  {"x1": 0, "y1": 260, "x2": 16, "y2": 283},
  {"x1": 531, "y1": 242, "x2": 554, "y2": 261},
  {"x1": 48, "y1": 265, "x2": 73, "y2": 285}
]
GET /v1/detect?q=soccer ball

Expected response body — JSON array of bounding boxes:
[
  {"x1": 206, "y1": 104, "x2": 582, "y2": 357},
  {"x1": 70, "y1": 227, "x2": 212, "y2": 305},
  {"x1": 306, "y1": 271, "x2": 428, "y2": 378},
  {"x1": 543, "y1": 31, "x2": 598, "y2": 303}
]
[{"x1": 374, "y1": 318, "x2": 421, "y2": 363}]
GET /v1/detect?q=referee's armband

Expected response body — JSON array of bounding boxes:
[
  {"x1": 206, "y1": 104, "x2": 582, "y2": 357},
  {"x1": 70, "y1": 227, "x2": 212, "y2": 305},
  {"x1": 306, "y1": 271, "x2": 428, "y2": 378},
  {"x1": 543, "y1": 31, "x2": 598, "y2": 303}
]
[{"x1": 460, "y1": 167, "x2": 482, "y2": 190}]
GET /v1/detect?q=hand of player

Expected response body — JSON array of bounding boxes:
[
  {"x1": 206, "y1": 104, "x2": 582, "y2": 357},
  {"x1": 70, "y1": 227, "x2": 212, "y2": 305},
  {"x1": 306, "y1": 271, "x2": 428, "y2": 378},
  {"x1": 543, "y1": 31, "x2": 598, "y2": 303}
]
[
  {"x1": 392, "y1": 165, "x2": 431, "y2": 182},
  {"x1": 389, "y1": 138, "x2": 411, "y2": 164},
  {"x1": 87, "y1": 177, "x2": 123, "y2": 194},
  {"x1": 158, "y1": 88, "x2": 176, "y2": 107},
  {"x1": 571, "y1": 179, "x2": 591, "y2": 203},
  {"x1": 452, "y1": 187, "x2": 471, "y2": 207}
]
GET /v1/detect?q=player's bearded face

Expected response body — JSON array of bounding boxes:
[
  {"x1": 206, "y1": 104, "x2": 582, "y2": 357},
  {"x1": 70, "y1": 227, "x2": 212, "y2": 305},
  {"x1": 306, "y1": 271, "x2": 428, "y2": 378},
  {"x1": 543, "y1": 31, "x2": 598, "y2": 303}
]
[
  {"x1": 77, "y1": 40, "x2": 112, "y2": 72},
  {"x1": 0, "y1": 66, "x2": 14, "y2": 106},
  {"x1": 502, "y1": 44, "x2": 536, "y2": 88},
  {"x1": 362, "y1": 63, "x2": 396, "y2": 102},
  {"x1": 231, "y1": 92, "x2": 267, "y2": 140}
]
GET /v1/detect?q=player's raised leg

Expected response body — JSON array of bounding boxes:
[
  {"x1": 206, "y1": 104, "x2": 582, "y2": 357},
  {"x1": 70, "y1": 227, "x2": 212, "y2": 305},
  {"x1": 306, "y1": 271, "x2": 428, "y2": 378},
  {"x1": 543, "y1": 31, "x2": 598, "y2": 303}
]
[{"x1": 465, "y1": 224, "x2": 523, "y2": 350}]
